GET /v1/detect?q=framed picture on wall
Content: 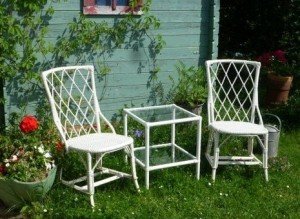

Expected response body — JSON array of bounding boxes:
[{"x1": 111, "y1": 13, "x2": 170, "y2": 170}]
[{"x1": 83, "y1": 0, "x2": 143, "y2": 15}]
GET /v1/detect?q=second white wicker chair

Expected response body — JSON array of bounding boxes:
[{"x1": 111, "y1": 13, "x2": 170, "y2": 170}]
[
  {"x1": 41, "y1": 65, "x2": 140, "y2": 207},
  {"x1": 205, "y1": 59, "x2": 269, "y2": 181}
]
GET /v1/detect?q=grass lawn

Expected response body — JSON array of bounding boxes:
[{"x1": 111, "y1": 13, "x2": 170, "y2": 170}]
[{"x1": 2, "y1": 127, "x2": 299, "y2": 218}]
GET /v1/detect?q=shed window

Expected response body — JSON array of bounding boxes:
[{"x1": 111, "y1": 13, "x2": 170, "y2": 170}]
[{"x1": 83, "y1": 0, "x2": 143, "y2": 15}]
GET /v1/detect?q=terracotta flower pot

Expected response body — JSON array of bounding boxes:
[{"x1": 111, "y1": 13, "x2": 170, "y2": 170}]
[
  {"x1": 265, "y1": 73, "x2": 293, "y2": 106},
  {"x1": 0, "y1": 167, "x2": 57, "y2": 209}
]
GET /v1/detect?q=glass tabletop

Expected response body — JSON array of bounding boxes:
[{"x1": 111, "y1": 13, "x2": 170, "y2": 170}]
[
  {"x1": 135, "y1": 146, "x2": 193, "y2": 166},
  {"x1": 125, "y1": 104, "x2": 199, "y2": 124}
]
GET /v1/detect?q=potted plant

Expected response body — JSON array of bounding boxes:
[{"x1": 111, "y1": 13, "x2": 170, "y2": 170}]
[
  {"x1": 257, "y1": 50, "x2": 294, "y2": 106},
  {"x1": 0, "y1": 115, "x2": 57, "y2": 209},
  {"x1": 169, "y1": 61, "x2": 207, "y2": 115}
]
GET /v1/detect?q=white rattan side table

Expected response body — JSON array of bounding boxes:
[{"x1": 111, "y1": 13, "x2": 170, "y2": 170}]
[{"x1": 124, "y1": 104, "x2": 202, "y2": 189}]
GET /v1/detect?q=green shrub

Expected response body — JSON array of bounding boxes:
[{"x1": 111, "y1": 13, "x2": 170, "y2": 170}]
[{"x1": 168, "y1": 62, "x2": 207, "y2": 108}]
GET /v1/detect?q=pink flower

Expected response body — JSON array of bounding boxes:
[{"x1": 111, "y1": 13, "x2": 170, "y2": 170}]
[
  {"x1": 273, "y1": 50, "x2": 287, "y2": 63},
  {"x1": 257, "y1": 50, "x2": 288, "y2": 67},
  {"x1": 257, "y1": 52, "x2": 272, "y2": 66},
  {"x1": 11, "y1": 155, "x2": 18, "y2": 162}
]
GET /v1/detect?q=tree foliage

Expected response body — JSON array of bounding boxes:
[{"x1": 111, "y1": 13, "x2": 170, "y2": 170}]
[{"x1": 0, "y1": 0, "x2": 165, "y2": 118}]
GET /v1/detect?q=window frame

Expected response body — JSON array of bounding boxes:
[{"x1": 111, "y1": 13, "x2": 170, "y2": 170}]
[{"x1": 83, "y1": 0, "x2": 143, "y2": 15}]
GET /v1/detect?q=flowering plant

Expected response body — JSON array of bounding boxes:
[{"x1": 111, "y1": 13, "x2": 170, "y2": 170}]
[
  {"x1": 0, "y1": 115, "x2": 59, "y2": 182},
  {"x1": 257, "y1": 50, "x2": 293, "y2": 77}
]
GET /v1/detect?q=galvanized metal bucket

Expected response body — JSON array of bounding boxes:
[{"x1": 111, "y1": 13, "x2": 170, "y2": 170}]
[{"x1": 263, "y1": 113, "x2": 281, "y2": 158}]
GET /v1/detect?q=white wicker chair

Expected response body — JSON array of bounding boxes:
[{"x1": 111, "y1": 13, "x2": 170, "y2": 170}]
[
  {"x1": 205, "y1": 60, "x2": 269, "y2": 181},
  {"x1": 41, "y1": 65, "x2": 139, "y2": 207}
]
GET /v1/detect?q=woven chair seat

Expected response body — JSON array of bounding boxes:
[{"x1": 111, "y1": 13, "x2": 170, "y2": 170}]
[
  {"x1": 67, "y1": 133, "x2": 133, "y2": 153},
  {"x1": 210, "y1": 121, "x2": 268, "y2": 135}
]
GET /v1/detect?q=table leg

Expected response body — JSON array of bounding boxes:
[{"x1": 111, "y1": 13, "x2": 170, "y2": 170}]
[
  {"x1": 196, "y1": 118, "x2": 202, "y2": 180},
  {"x1": 124, "y1": 113, "x2": 128, "y2": 136},
  {"x1": 171, "y1": 107, "x2": 176, "y2": 162},
  {"x1": 145, "y1": 125, "x2": 150, "y2": 189},
  {"x1": 124, "y1": 112, "x2": 128, "y2": 163}
]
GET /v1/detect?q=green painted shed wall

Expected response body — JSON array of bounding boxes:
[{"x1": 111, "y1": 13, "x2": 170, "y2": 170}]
[{"x1": 4, "y1": 0, "x2": 220, "y2": 121}]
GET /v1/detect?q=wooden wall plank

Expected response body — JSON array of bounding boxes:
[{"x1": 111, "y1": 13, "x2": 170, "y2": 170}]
[
  {"x1": 44, "y1": 22, "x2": 205, "y2": 38},
  {"x1": 41, "y1": 34, "x2": 208, "y2": 50},
  {"x1": 15, "y1": 46, "x2": 206, "y2": 62},
  {"x1": 46, "y1": 10, "x2": 209, "y2": 24}
]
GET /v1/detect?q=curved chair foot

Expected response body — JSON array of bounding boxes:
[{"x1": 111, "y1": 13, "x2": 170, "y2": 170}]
[
  {"x1": 130, "y1": 144, "x2": 140, "y2": 192},
  {"x1": 264, "y1": 168, "x2": 269, "y2": 182},
  {"x1": 212, "y1": 168, "x2": 217, "y2": 181},
  {"x1": 90, "y1": 194, "x2": 95, "y2": 208}
]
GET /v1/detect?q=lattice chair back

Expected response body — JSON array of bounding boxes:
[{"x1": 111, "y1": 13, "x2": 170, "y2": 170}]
[
  {"x1": 42, "y1": 66, "x2": 110, "y2": 144},
  {"x1": 205, "y1": 60, "x2": 262, "y2": 125}
]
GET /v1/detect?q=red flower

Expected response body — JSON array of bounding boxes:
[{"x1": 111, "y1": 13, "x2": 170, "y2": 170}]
[
  {"x1": 0, "y1": 164, "x2": 6, "y2": 175},
  {"x1": 19, "y1": 115, "x2": 39, "y2": 133},
  {"x1": 55, "y1": 141, "x2": 65, "y2": 152}
]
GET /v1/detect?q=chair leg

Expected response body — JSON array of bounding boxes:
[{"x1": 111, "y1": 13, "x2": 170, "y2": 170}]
[
  {"x1": 145, "y1": 126, "x2": 150, "y2": 189},
  {"x1": 96, "y1": 154, "x2": 103, "y2": 169},
  {"x1": 196, "y1": 119, "x2": 201, "y2": 180},
  {"x1": 145, "y1": 170, "x2": 150, "y2": 190},
  {"x1": 124, "y1": 146, "x2": 129, "y2": 164},
  {"x1": 87, "y1": 153, "x2": 95, "y2": 207},
  {"x1": 130, "y1": 144, "x2": 140, "y2": 192},
  {"x1": 212, "y1": 132, "x2": 220, "y2": 181},
  {"x1": 59, "y1": 166, "x2": 63, "y2": 181},
  {"x1": 263, "y1": 134, "x2": 269, "y2": 182},
  {"x1": 247, "y1": 137, "x2": 254, "y2": 155},
  {"x1": 206, "y1": 131, "x2": 213, "y2": 157}
]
